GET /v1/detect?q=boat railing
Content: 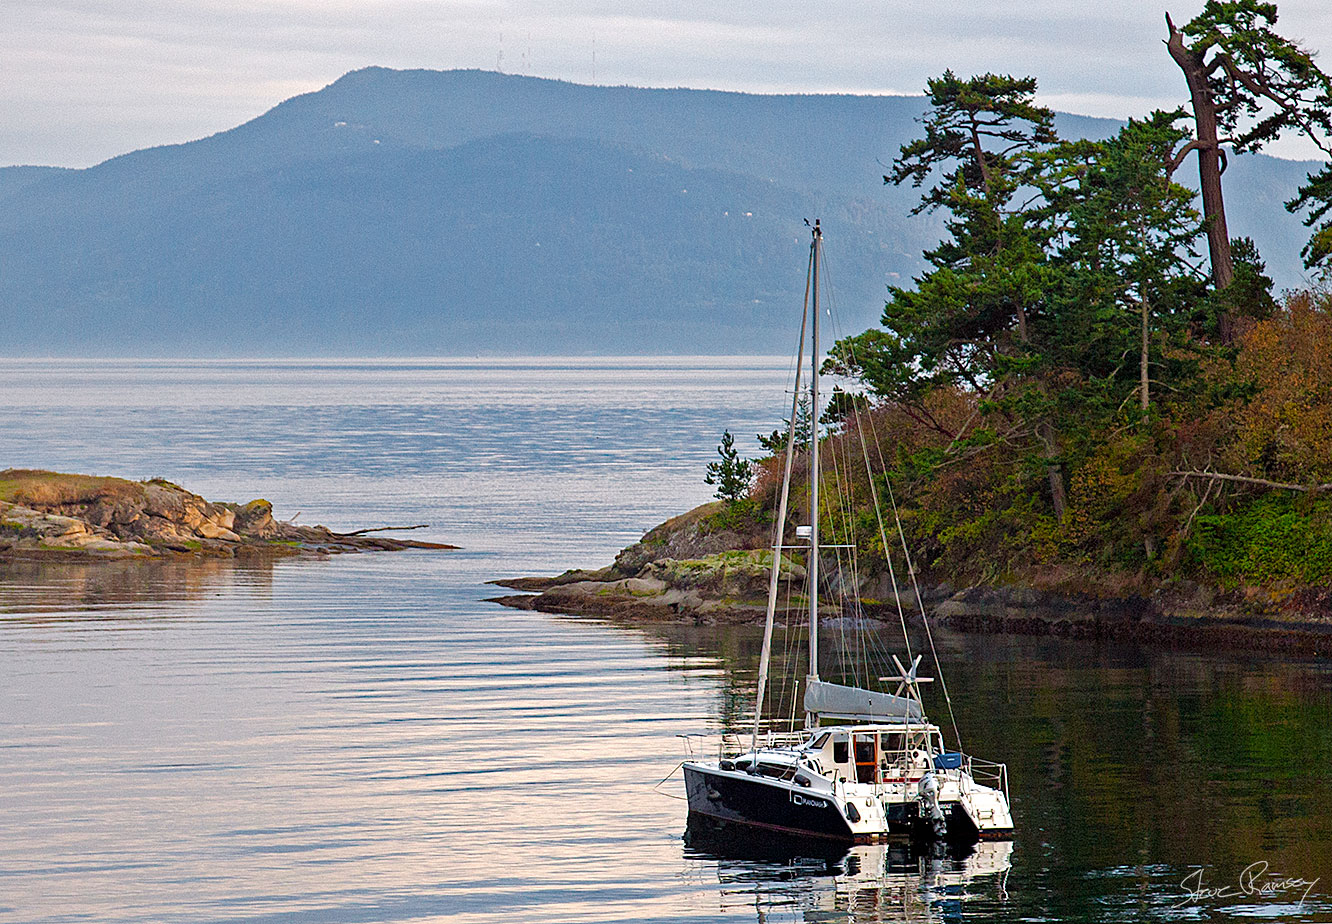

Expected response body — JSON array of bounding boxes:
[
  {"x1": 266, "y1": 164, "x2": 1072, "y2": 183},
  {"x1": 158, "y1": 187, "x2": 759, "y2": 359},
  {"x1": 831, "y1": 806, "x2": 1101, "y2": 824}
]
[
  {"x1": 965, "y1": 756, "x2": 1009, "y2": 803},
  {"x1": 763, "y1": 730, "x2": 808, "y2": 749},
  {"x1": 717, "y1": 730, "x2": 806, "y2": 758},
  {"x1": 676, "y1": 734, "x2": 706, "y2": 757}
]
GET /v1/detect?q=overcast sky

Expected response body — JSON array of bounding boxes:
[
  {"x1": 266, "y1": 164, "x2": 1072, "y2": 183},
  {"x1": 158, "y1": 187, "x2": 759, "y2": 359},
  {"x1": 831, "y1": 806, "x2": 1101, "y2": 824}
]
[{"x1": 5, "y1": 0, "x2": 1332, "y2": 168}]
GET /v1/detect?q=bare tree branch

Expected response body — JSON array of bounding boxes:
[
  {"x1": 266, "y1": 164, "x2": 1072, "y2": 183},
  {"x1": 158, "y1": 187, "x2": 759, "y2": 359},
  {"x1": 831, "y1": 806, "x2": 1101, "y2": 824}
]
[
  {"x1": 1181, "y1": 476, "x2": 1219, "y2": 539},
  {"x1": 1171, "y1": 470, "x2": 1332, "y2": 492},
  {"x1": 1167, "y1": 138, "x2": 1209, "y2": 175}
]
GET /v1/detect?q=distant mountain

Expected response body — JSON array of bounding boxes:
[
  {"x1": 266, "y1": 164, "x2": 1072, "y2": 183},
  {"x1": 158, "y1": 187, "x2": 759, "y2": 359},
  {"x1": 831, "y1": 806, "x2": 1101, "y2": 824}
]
[
  {"x1": 0, "y1": 165, "x2": 71, "y2": 200},
  {"x1": 0, "y1": 68, "x2": 1321, "y2": 355}
]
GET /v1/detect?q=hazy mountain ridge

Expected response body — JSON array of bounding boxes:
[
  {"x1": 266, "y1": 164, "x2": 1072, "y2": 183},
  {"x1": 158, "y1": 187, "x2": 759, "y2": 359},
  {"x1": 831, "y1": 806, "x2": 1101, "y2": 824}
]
[
  {"x1": 0, "y1": 69, "x2": 1320, "y2": 355},
  {"x1": 0, "y1": 165, "x2": 72, "y2": 203}
]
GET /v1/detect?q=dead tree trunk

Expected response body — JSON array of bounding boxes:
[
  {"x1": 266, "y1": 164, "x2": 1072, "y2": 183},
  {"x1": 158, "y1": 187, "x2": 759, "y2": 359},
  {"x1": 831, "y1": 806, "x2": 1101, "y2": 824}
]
[{"x1": 1166, "y1": 13, "x2": 1235, "y2": 335}]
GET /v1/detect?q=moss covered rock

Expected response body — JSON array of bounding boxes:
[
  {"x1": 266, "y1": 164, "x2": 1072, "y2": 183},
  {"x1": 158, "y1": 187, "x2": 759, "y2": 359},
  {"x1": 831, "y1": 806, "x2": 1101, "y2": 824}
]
[{"x1": 643, "y1": 548, "x2": 804, "y2": 598}]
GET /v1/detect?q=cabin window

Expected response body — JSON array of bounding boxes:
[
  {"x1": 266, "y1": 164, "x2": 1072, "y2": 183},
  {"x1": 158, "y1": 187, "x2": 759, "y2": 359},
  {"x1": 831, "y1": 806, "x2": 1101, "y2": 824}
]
[
  {"x1": 832, "y1": 739, "x2": 849, "y2": 765},
  {"x1": 808, "y1": 732, "x2": 830, "y2": 750},
  {"x1": 879, "y1": 732, "x2": 905, "y2": 754}
]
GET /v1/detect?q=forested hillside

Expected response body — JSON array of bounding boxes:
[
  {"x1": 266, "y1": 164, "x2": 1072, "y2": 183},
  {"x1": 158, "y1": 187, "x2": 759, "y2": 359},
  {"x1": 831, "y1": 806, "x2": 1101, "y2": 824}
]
[{"x1": 731, "y1": 5, "x2": 1332, "y2": 604}]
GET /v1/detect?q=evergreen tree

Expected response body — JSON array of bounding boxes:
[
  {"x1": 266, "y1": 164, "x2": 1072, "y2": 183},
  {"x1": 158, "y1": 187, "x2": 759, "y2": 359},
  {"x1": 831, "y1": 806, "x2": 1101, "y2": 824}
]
[
  {"x1": 882, "y1": 71, "x2": 1057, "y2": 386},
  {"x1": 830, "y1": 73, "x2": 1061, "y2": 403},
  {"x1": 1289, "y1": 167, "x2": 1332, "y2": 273},
  {"x1": 705, "y1": 431, "x2": 754, "y2": 503},
  {"x1": 756, "y1": 393, "x2": 814, "y2": 455},
  {"x1": 1044, "y1": 111, "x2": 1207, "y2": 411},
  {"x1": 832, "y1": 72, "x2": 1070, "y2": 515}
]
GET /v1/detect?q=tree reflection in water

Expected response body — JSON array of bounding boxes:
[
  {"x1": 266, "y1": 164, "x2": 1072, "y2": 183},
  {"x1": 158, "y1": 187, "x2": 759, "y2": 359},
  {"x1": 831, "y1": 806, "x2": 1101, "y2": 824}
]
[
  {"x1": 640, "y1": 619, "x2": 1332, "y2": 921},
  {"x1": 0, "y1": 557, "x2": 277, "y2": 621}
]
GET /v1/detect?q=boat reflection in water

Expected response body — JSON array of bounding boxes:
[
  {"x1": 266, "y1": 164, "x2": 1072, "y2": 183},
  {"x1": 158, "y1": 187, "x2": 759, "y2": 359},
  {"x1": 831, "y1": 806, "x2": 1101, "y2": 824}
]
[{"x1": 684, "y1": 819, "x2": 1012, "y2": 923}]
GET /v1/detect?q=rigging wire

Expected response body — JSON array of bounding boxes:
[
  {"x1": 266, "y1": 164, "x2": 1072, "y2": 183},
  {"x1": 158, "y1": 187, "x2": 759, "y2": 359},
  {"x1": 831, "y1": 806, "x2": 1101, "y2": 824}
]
[
  {"x1": 818, "y1": 242, "x2": 916, "y2": 679},
  {"x1": 880, "y1": 459, "x2": 964, "y2": 752},
  {"x1": 817, "y1": 231, "x2": 861, "y2": 690},
  {"x1": 827, "y1": 230, "x2": 965, "y2": 749},
  {"x1": 820, "y1": 235, "x2": 962, "y2": 746},
  {"x1": 849, "y1": 398, "x2": 917, "y2": 668},
  {"x1": 757, "y1": 221, "x2": 966, "y2": 748},
  {"x1": 835, "y1": 397, "x2": 874, "y2": 689},
  {"x1": 829, "y1": 403, "x2": 879, "y2": 690},
  {"x1": 825, "y1": 422, "x2": 852, "y2": 682},
  {"x1": 752, "y1": 240, "x2": 812, "y2": 748},
  {"x1": 777, "y1": 476, "x2": 809, "y2": 727},
  {"x1": 818, "y1": 245, "x2": 861, "y2": 688},
  {"x1": 784, "y1": 568, "x2": 808, "y2": 732}
]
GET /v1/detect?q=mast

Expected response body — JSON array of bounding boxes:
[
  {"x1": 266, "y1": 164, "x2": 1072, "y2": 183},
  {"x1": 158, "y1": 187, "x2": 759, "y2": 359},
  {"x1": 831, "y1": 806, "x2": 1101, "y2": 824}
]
[{"x1": 806, "y1": 220, "x2": 821, "y2": 727}]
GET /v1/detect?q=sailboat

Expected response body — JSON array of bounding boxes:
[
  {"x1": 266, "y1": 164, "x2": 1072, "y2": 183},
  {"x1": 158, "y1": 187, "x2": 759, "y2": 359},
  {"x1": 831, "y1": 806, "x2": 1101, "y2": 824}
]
[{"x1": 682, "y1": 221, "x2": 1014, "y2": 844}]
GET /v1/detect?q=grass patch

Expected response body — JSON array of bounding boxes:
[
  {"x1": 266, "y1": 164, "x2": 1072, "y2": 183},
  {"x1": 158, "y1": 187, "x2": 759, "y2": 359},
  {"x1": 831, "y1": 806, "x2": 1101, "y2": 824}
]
[
  {"x1": 701, "y1": 499, "x2": 771, "y2": 534},
  {"x1": 0, "y1": 468, "x2": 144, "y2": 507}
]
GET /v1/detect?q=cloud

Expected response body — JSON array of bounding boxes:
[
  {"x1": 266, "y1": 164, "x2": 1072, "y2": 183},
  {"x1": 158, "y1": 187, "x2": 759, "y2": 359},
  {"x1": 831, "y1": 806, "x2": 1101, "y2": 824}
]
[{"x1": 4, "y1": 0, "x2": 1332, "y2": 166}]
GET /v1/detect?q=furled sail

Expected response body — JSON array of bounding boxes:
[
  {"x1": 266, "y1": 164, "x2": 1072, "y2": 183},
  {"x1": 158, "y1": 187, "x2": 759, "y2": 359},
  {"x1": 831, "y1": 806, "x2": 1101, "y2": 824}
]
[{"x1": 803, "y1": 679, "x2": 923, "y2": 722}]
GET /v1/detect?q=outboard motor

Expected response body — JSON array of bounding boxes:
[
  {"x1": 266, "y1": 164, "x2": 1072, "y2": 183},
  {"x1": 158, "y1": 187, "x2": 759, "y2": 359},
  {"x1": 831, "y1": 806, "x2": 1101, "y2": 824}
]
[{"x1": 917, "y1": 771, "x2": 946, "y2": 838}]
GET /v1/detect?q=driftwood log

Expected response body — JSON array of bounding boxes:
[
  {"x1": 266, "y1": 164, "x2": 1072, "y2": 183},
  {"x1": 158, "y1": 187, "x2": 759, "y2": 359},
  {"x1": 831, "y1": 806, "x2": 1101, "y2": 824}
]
[{"x1": 340, "y1": 524, "x2": 430, "y2": 536}]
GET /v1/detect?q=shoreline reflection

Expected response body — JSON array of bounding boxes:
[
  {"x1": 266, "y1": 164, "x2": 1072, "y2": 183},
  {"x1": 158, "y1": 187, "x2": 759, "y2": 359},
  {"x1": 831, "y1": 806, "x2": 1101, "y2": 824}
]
[{"x1": 0, "y1": 557, "x2": 278, "y2": 621}]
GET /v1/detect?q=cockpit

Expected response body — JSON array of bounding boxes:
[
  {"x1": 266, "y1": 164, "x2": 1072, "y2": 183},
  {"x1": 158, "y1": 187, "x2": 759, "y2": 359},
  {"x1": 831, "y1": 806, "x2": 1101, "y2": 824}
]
[{"x1": 801, "y1": 725, "x2": 945, "y2": 784}]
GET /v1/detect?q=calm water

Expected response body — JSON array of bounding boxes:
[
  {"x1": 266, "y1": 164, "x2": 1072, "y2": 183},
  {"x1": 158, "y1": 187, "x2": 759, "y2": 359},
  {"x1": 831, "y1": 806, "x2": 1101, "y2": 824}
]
[{"x1": 1, "y1": 358, "x2": 1331, "y2": 923}]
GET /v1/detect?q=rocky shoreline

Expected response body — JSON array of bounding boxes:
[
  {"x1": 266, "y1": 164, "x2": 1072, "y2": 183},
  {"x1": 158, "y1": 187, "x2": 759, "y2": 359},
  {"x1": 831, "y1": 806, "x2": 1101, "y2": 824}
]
[
  {"x1": 489, "y1": 501, "x2": 1332, "y2": 656},
  {"x1": 0, "y1": 469, "x2": 456, "y2": 560}
]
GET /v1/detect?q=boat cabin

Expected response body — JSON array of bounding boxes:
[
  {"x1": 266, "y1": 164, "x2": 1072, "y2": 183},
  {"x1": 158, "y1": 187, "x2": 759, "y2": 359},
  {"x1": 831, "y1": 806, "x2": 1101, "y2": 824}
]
[{"x1": 800, "y1": 723, "x2": 946, "y2": 785}]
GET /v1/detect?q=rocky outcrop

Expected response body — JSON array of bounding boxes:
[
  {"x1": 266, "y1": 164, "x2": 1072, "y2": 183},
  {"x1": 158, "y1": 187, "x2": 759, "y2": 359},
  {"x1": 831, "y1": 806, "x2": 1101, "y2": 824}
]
[
  {"x1": 0, "y1": 505, "x2": 154, "y2": 558},
  {"x1": 490, "y1": 503, "x2": 813, "y2": 625},
  {"x1": 612, "y1": 501, "x2": 769, "y2": 574},
  {"x1": 492, "y1": 501, "x2": 1332, "y2": 653},
  {"x1": 0, "y1": 469, "x2": 456, "y2": 560}
]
